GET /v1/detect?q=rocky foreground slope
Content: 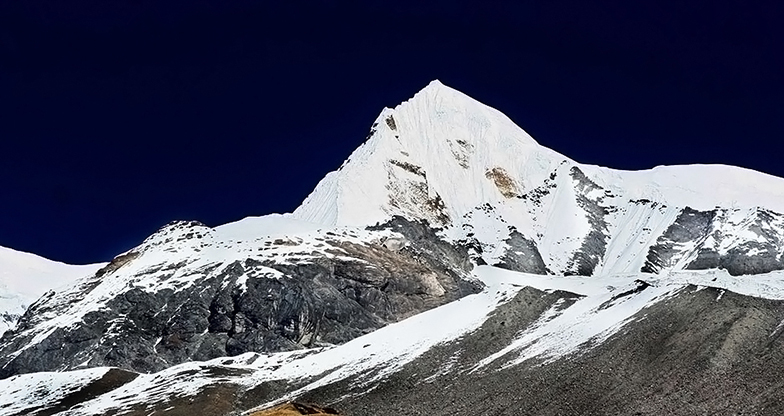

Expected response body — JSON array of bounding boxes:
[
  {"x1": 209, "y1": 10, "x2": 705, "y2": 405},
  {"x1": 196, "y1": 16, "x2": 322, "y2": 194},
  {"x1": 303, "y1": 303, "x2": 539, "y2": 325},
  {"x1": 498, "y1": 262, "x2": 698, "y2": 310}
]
[
  {"x1": 307, "y1": 274, "x2": 784, "y2": 416},
  {"x1": 3, "y1": 268, "x2": 784, "y2": 415},
  {"x1": 3, "y1": 81, "x2": 784, "y2": 415}
]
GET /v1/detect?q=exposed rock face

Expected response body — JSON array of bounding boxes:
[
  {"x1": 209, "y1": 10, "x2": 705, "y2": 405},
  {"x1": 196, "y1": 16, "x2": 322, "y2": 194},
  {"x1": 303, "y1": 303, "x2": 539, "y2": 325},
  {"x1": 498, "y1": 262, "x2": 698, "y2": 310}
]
[
  {"x1": 644, "y1": 207, "x2": 784, "y2": 276},
  {"x1": 493, "y1": 230, "x2": 547, "y2": 274},
  {"x1": 0, "y1": 312, "x2": 21, "y2": 336},
  {"x1": 485, "y1": 167, "x2": 521, "y2": 198},
  {"x1": 384, "y1": 158, "x2": 451, "y2": 227},
  {"x1": 643, "y1": 207, "x2": 717, "y2": 273},
  {"x1": 0, "y1": 217, "x2": 480, "y2": 378}
]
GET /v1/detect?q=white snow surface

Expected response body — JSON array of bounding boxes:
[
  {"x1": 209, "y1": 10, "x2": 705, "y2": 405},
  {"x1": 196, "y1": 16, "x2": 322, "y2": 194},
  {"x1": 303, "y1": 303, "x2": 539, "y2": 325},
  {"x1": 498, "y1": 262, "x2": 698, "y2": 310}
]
[
  {"x1": 0, "y1": 246, "x2": 104, "y2": 334},
  {"x1": 213, "y1": 213, "x2": 325, "y2": 241},
  {"x1": 294, "y1": 80, "x2": 565, "y2": 227}
]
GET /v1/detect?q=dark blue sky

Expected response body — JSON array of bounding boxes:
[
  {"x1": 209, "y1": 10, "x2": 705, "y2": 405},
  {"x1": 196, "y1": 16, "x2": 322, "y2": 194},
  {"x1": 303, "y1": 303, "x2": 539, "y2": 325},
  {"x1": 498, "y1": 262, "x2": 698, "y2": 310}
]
[{"x1": 1, "y1": 1, "x2": 783, "y2": 264}]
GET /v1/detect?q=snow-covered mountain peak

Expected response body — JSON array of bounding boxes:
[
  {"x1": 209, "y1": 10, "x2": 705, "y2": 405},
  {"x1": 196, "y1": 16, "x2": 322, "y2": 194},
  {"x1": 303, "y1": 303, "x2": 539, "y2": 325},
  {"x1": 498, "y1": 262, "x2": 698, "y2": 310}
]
[
  {"x1": 418, "y1": 78, "x2": 447, "y2": 92},
  {"x1": 294, "y1": 81, "x2": 567, "y2": 228},
  {"x1": 403, "y1": 79, "x2": 476, "y2": 108},
  {"x1": 8, "y1": 82, "x2": 784, "y2": 415},
  {"x1": 388, "y1": 79, "x2": 541, "y2": 151},
  {"x1": 295, "y1": 82, "x2": 784, "y2": 277}
]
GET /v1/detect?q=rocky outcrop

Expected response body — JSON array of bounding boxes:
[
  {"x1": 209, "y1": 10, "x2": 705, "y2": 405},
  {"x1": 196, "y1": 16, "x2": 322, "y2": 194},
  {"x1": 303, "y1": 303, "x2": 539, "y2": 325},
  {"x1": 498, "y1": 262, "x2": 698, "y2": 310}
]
[
  {"x1": 250, "y1": 402, "x2": 340, "y2": 416},
  {"x1": 644, "y1": 207, "x2": 784, "y2": 276},
  {"x1": 642, "y1": 207, "x2": 716, "y2": 273},
  {"x1": 494, "y1": 229, "x2": 547, "y2": 274},
  {"x1": 0, "y1": 217, "x2": 480, "y2": 378}
]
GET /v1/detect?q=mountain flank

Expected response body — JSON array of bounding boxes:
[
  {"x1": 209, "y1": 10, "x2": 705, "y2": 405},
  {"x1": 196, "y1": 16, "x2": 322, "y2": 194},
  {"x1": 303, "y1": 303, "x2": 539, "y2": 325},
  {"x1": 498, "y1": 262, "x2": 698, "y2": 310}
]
[{"x1": 3, "y1": 81, "x2": 784, "y2": 415}]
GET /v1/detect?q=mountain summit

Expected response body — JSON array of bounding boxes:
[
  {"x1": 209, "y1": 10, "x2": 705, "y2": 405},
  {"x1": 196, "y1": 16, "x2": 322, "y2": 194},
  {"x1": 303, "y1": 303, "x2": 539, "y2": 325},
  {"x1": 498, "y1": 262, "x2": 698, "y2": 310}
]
[
  {"x1": 297, "y1": 81, "x2": 784, "y2": 277},
  {"x1": 4, "y1": 82, "x2": 784, "y2": 415},
  {"x1": 294, "y1": 79, "x2": 554, "y2": 227}
]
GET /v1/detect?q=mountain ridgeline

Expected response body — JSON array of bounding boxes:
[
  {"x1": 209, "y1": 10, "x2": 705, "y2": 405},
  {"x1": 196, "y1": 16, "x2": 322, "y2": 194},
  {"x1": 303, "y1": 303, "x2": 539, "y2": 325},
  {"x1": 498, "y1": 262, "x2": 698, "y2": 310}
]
[{"x1": 3, "y1": 81, "x2": 784, "y2": 415}]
